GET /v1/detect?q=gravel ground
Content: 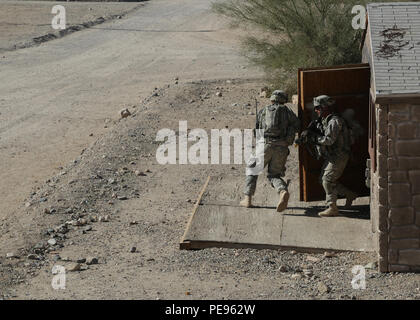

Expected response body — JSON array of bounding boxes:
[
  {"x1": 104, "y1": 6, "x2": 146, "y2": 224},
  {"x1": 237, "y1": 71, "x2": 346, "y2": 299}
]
[
  {"x1": 0, "y1": 0, "x2": 145, "y2": 53},
  {"x1": 1, "y1": 79, "x2": 419, "y2": 300}
]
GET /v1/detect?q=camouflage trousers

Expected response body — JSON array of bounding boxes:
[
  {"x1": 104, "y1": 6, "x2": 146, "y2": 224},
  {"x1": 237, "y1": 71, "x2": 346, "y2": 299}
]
[
  {"x1": 319, "y1": 153, "x2": 353, "y2": 206},
  {"x1": 244, "y1": 142, "x2": 289, "y2": 196}
]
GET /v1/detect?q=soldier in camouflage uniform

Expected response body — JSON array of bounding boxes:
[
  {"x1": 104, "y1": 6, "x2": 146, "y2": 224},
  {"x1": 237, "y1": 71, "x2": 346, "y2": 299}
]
[
  {"x1": 306, "y1": 95, "x2": 357, "y2": 217},
  {"x1": 240, "y1": 90, "x2": 300, "y2": 212}
]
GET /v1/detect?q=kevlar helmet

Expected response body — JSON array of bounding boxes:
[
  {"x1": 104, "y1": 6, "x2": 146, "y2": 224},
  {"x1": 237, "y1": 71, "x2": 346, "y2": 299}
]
[
  {"x1": 270, "y1": 90, "x2": 288, "y2": 104},
  {"x1": 313, "y1": 95, "x2": 335, "y2": 109}
]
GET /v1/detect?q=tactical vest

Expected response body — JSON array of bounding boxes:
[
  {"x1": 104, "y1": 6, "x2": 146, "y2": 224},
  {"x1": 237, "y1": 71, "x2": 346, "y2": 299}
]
[{"x1": 322, "y1": 114, "x2": 351, "y2": 158}]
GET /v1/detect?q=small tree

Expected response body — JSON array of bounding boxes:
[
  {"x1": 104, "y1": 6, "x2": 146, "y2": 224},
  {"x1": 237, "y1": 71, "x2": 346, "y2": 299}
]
[{"x1": 212, "y1": 0, "x2": 403, "y2": 94}]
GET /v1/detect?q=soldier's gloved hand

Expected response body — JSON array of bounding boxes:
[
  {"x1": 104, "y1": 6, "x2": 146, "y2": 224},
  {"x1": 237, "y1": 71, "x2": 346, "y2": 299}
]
[
  {"x1": 309, "y1": 133, "x2": 321, "y2": 144},
  {"x1": 300, "y1": 130, "x2": 309, "y2": 142}
]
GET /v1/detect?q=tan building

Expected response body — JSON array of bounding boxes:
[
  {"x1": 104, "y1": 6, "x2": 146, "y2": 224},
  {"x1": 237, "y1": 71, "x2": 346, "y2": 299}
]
[{"x1": 362, "y1": 2, "x2": 420, "y2": 272}]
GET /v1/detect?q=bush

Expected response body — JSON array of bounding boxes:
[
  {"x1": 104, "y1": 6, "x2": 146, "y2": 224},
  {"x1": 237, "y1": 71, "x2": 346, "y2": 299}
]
[{"x1": 212, "y1": 0, "x2": 410, "y2": 95}]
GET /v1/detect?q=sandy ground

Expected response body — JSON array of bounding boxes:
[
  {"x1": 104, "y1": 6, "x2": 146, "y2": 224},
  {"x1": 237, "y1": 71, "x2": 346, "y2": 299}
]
[
  {"x1": 0, "y1": 0, "x2": 257, "y2": 252},
  {"x1": 1, "y1": 0, "x2": 419, "y2": 300},
  {"x1": 0, "y1": 1, "x2": 144, "y2": 52},
  {"x1": 1, "y1": 79, "x2": 420, "y2": 300}
]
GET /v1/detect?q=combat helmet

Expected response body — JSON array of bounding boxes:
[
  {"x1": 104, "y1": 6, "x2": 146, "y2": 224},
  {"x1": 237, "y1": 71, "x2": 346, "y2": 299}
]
[
  {"x1": 313, "y1": 95, "x2": 335, "y2": 109},
  {"x1": 270, "y1": 90, "x2": 288, "y2": 104}
]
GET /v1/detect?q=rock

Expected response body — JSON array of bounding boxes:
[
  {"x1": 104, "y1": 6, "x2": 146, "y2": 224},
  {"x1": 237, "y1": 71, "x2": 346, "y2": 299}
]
[
  {"x1": 86, "y1": 257, "x2": 98, "y2": 265},
  {"x1": 135, "y1": 171, "x2": 147, "y2": 176},
  {"x1": 117, "y1": 196, "x2": 128, "y2": 201},
  {"x1": 323, "y1": 251, "x2": 336, "y2": 258},
  {"x1": 306, "y1": 255, "x2": 320, "y2": 263},
  {"x1": 231, "y1": 103, "x2": 238, "y2": 107},
  {"x1": 303, "y1": 268, "x2": 314, "y2": 277},
  {"x1": 84, "y1": 226, "x2": 92, "y2": 232},
  {"x1": 216, "y1": 92, "x2": 222, "y2": 97},
  {"x1": 34, "y1": 242, "x2": 46, "y2": 250},
  {"x1": 66, "y1": 263, "x2": 81, "y2": 272},
  {"x1": 47, "y1": 239, "x2": 57, "y2": 246},
  {"x1": 290, "y1": 250, "x2": 297, "y2": 255},
  {"x1": 76, "y1": 218, "x2": 88, "y2": 226},
  {"x1": 130, "y1": 247, "x2": 136, "y2": 253},
  {"x1": 6, "y1": 252, "x2": 18, "y2": 259},
  {"x1": 120, "y1": 108, "x2": 131, "y2": 119},
  {"x1": 278, "y1": 265, "x2": 288, "y2": 273},
  {"x1": 260, "y1": 87, "x2": 269, "y2": 98},
  {"x1": 364, "y1": 261, "x2": 378, "y2": 270},
  {"x1": 130, "y1": 221, "x2": 138, "y2": 225},
  {"x1": 291, "y1": 273, "x2": 302, "y2": 280},
  {"x1": 317, "y1": 282, "x2": 330, "y2": 294},
  {"x1": 77, "y1": 258, "x2": 86, "y2": 263},
  {"x1": 27, "y1": 254, "x2": 39, "y2": 260},
  {"x1": 25, "y1": 202, "x2": 31, "y2": 208},
  {"x1": 55, "y1": 224, "x2": 68, "y2": 234},
  {"x1": 99, "y1": 215, "x2": 109, "y2": 222}
]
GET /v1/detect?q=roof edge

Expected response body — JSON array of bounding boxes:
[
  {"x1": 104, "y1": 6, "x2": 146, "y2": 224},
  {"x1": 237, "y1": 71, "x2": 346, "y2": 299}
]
[{"x1": 375, "y1": 93, "x2": 420, "y2": 105}]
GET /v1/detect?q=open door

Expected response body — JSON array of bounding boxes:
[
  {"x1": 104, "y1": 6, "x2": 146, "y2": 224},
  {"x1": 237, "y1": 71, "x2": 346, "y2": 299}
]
[{"x1": 298, "y1": 64, "x2": 371, "y2": 202}]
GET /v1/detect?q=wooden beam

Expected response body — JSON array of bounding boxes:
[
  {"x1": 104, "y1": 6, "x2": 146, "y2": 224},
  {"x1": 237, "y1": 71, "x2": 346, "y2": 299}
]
[{"x1": 179, "y1": 176, "x2": 211, "y2": 250}]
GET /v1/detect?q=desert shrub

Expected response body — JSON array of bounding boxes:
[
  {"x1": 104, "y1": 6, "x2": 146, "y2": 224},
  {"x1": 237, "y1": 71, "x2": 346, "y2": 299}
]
[{"x1": 212, "y1": 0, "x2": 414, "y2": 95}]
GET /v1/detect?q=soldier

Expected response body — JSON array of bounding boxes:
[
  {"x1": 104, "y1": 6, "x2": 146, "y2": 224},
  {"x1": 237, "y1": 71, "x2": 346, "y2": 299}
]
[
  {"x1": 240, "y1": 90, "x2": 300, "y2": 212},
  {"x1": 304, "y1": 95, "x2": 357, "y2": 217}
]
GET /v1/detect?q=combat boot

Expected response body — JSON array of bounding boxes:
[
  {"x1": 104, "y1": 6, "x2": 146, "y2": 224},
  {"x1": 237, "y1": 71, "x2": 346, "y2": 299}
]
[
  {"x1": 240, "y1": 195, "x2": 252, "y2": 208},
  {"x1": 318, "y1": 203, "x2": 339, "y2": 217},
  {"x1": 277, "y1": 190, "x2": 290, "y2": 213},
  {"x1": 344, "y1": 192, "x2": 357, "y2": 209}
]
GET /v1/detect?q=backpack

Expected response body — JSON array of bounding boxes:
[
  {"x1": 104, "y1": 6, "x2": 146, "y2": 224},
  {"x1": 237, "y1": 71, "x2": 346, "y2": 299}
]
[
  {"x1": 340, "y1": 109, "x2": 364, "y2": 146},
  {"x1": 261, "y1": 105, "x2": 289, "y2": 138}
]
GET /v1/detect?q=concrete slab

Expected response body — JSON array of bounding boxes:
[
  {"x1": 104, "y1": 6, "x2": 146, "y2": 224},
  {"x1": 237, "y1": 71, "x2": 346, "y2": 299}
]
[
  {"x1": 180, "y1": 176, "x2": 375, "y2": 252},
  {"x1": 183, "y1": 204, "x2": 282, "y2": 246},
  {"x1": 280, "y1": 210, "x2": 375, "y2": 252}
]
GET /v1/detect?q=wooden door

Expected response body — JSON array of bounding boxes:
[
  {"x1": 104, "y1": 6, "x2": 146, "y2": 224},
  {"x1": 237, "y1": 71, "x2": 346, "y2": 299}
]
[{"x1": 298, "y1": 64, "x2": 371, "y2": 202}]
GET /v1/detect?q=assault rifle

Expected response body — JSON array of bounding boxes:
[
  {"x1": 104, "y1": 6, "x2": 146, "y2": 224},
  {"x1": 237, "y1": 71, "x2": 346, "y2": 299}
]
[{"x1": 295, "y1": 117, "x2": 323, "y2": 160}]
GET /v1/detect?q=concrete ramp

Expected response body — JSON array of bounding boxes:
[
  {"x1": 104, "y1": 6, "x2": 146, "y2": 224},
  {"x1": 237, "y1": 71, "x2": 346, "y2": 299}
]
[{"x1": 180, "y1": 176, "x2": 375, "y2": 252}]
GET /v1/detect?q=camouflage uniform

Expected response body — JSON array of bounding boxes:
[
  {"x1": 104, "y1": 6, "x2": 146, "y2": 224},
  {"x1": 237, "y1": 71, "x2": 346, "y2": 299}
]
[
  {"x1": 316, "y1": 114, "x2": 354, "y2": 206},
  {"x1": 244, "y1": 100, "x2": 300, "y2": 196}
]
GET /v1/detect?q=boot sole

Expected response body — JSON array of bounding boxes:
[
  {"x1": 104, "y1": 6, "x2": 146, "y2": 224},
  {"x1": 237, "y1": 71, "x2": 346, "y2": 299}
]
[
  {"x1": 277, "y1": 192, "x2": 290, "y2": 213},
  {"x1": 318, "y1": 211, "x2": 339, "y2": 217}
]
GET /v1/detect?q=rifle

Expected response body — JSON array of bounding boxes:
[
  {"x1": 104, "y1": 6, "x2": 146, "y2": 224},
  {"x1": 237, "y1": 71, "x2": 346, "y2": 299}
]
[
  {"x1": 295, "y1": 118, "x2": 323, "y2": 160},
  {"x1": 253, "y1": 98, "x2": 258, "y2": 138}
]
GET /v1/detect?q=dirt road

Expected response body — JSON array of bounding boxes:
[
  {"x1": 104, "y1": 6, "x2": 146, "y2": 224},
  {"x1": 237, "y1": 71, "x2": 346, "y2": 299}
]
[
  {"x1": 2, "y1": 0, "x2": 418, "y2": 300},
  {"x1": 0, "y1": 0, "x2": 143, "y2": 52},
  {"x1": 0, "y1": 0, "x2": 259, "y2": 252}
]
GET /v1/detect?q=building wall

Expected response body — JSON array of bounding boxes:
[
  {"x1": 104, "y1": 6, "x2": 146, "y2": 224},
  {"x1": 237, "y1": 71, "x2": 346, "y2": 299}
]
[
  {"x1": 374, "y1": 102, "x2": 420, "y2": 272},
  {"x1": 371, "y1": 103, "x2": 389, "y2": 272}
]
